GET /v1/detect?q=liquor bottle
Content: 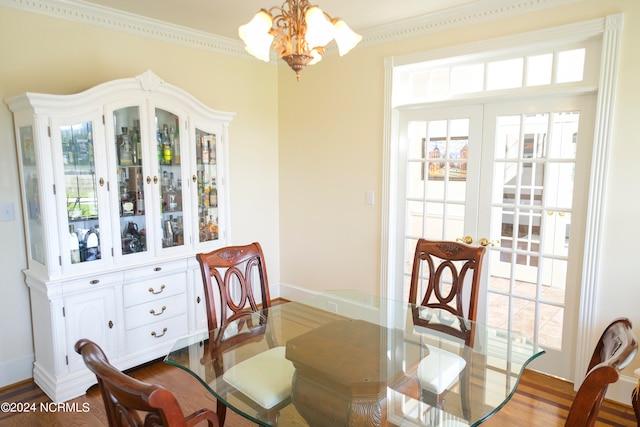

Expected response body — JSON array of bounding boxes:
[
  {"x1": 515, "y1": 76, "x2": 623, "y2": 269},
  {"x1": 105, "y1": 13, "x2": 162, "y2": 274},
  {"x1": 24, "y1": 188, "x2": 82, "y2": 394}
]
[
  {"x1": 202, "y1": 137, "x2": 209, "y2": 164},
  {"x1": 69, "y1": 225, "x2": 81, "y2": 264},
  {"x1": 121, "y1": 179, "x2": 135, "y2": 216},
  {"x1": 157, "y1": 130, "x2": 163, "y2": 165},
  {"x1": 119, "y1": 127, "x2": 133, "y2": 165},
  {"x1": 210, "y1": 178, "x2": 218, "y2": 207},
  {"x1": 172, "y1": 118, "x2": 181, "y2": 165},
  {"x1": 207, "y1": 216, "x2": 215, "y2": 240},
  {"x1": 210, "y1": 135, "x2": 217, "y2": 164},
  {"x1": 164, "y1": 217, "x2": 174, "y2": 248},
  {"x1": 163, "y1": 124, "x2": 172, "y2": 165},
  {"x1": 196, "y1": 135, "x2": 203, "y2": 163},
  {"x1": 134, "y1": 120, "x2": 142, "y2": 165},
  {"x1": 136, "y1": 189, "x2": 144, "y2": 215}
]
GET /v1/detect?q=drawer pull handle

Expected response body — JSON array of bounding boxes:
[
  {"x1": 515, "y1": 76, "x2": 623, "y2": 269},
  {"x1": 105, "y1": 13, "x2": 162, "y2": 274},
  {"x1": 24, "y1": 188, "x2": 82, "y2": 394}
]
[
  {"x1": 148, "y1": 284, "x2": 166, "y2": 295},
  {"x1": 90, "y1": 279, "x2": 100, "y2": 285},
  {"x1": 150, "y1": 306, "x2": 167, "y2": 316},
  {"x1": 154, "y1": 267, "x2": 162, "y2": 272},
  {"x1": 151, "y1": 327, "x2": 168, "y2": 338}
]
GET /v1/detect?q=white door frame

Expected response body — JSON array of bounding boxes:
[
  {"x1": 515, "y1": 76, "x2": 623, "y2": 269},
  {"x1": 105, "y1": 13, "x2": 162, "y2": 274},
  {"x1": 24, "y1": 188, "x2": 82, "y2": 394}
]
[{"x1": 381, "y1": 14, "x2": 625, "y2": 399}]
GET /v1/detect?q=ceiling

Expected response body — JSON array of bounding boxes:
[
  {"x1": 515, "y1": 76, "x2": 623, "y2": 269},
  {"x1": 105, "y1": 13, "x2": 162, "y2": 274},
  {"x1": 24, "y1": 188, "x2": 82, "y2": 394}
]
[{"x1": 79, "y1": 0, "x2": 483, "y2": 41}]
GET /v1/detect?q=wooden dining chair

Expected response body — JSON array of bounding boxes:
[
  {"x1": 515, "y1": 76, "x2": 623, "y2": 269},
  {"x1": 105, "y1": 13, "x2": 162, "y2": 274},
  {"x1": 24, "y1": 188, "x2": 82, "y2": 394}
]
[
  {"x1": 633, "y1": 368, "x2": 640, "y2": 426},
  {"x1": 75, "y1": 338, "x2": 218, "y2": 427},
  {"x1": 565, "y1": 317, "x2": 637, "y2": 427},
  {"x1": 196, "y1": 242, "x2": 293, "y2": 426},
  {"x1": 408, "y1": 238, "x2": 486, "y2": 420}
]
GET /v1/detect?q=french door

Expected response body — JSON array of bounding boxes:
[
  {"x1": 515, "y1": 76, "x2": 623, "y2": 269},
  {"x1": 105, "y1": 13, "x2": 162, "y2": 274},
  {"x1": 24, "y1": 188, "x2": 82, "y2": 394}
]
[{"x1": 394, "y1": 94, "x2": 595, "y2": 379}]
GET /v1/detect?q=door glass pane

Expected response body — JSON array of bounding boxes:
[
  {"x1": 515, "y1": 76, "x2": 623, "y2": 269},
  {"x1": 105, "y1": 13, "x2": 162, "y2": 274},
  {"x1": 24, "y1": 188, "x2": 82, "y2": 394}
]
[
  {"x1": 406, "y1": 200, "x2": 423, "y2": 237},
  {"x1": 156, "y1": 109, "x2": 185, "y2": 249},
  {"x1": 20, "y1": 125, "x2": 45, "y2": 264},
  {"x1": 62, "y1": 121, "x2": 101, "y2": 264},
  {"x1": 487, "y1": 110, "x2": 580, "y2": 354},
  {"x1": 114, "y1": 107, "x2": 147, "y2": 256},
  {"x1": 195, "y1": 129, "x2": 219, "y2": 243}
]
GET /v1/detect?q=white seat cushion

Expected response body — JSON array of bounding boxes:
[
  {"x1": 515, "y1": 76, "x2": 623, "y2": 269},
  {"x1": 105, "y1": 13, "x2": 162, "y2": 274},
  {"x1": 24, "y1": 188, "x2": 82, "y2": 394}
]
[
  {"x1": 417, "y1": 346, "x2": 466, "y2": 394},
  {"x1": 222, "y1": 346, "x2": 295, "y2": 409}
]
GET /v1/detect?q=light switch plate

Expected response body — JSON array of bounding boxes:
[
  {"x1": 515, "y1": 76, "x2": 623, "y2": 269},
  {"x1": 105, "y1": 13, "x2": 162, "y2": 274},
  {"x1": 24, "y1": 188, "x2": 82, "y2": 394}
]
[
  {"x1": 366, "y1": 190, "x2": 375, "y2": 205},
  {"x1": 0, "y1": 203, "x2": 15, "y2": 222}
]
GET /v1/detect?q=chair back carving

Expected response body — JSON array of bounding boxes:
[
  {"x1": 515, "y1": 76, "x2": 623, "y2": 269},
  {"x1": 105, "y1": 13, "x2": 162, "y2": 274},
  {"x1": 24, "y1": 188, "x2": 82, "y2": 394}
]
[
  {"x1": 409, "y1": 239, "x2": 486, "y2": 323},
  {"x1": 75, "y1": 338, "x2": 218, "y2": 427},
  {"x1": 196, "y1": 242, "x2": 271, "y2": 332},
  {"x1": 565, "y1": 318, "x2": 637, "y2": 427}
]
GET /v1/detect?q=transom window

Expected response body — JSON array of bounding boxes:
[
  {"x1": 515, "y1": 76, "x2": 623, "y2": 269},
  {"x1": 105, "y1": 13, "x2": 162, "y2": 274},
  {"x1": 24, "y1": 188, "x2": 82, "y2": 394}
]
[{"x1": 393, "y1": 40, "x2": 598, "y2": 106}]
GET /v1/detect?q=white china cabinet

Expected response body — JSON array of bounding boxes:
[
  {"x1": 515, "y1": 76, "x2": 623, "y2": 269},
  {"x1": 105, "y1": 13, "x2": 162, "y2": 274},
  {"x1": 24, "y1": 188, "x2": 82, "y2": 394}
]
[{"x1": 6, "y1": 70, "x2": 233, "y2": 402}]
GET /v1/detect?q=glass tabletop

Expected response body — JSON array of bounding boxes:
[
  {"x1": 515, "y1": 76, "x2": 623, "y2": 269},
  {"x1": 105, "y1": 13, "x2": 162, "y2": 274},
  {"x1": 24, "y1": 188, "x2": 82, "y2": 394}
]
[{"x1": 165, "y1": 291, "x2": 545, "y2": 426}]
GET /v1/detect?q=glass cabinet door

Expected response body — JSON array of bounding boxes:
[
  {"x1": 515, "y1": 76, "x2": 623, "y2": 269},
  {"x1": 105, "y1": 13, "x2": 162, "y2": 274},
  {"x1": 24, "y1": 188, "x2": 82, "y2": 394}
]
[
  {"x1": 113, "y1": 107, "x2": 147, "y2": 256},
  {"x1": 195, "y1": 128, "x2": 219, "y2": 244},
  {"x1": 19, "y1": 125, "x2": 45, "y2": 265},
  {"x1": 156, "y1": 108, "x2": 185, "y2": 249},
  {"x1": 61, "y1": 121, "x2": 102, "y2": 264}
]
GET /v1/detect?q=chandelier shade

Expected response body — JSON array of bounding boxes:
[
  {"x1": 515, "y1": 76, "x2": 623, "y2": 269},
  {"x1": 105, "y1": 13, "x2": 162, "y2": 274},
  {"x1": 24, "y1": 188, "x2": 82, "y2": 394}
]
[{"x1": 238, "y1": 0, "x2": 362, "y2": 80}]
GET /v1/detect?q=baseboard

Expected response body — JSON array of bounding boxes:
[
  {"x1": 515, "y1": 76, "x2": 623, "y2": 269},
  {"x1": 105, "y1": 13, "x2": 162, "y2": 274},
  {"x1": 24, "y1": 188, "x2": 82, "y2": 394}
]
[
  {"x1": 606, "y1": 374, "x2": 637, "y2": 407},
  {"x1": 278, "y1": 282, "x2": 320, "y2": 302},
  {"x1": 0, "y1": 353, "x2": 34, "y2": 388}
]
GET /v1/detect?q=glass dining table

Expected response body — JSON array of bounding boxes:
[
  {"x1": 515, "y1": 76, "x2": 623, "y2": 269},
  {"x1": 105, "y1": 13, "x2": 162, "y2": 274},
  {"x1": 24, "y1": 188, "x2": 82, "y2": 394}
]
[{"x1": 165, "y1": 291, "x2": 545, "y2": 426}]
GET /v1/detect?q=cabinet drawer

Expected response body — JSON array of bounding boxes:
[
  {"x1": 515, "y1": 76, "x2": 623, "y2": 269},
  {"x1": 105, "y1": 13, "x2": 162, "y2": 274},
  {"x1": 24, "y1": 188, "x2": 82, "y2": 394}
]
[
  {"x1": 123, "y1": 260, "x2": 186, "y2": 282},
  {"x1": 62, "y1": 271, "x2": 124, "y2": 293},
  {"x1": 124, "y1": 294, "x2": 187, "y2": 330},
  {"x1": 126, "y1": 314, "x2": 188, "y2": 353},
  {"x1": 124, "y1": 273, "x2": 185, "y2": 307}
]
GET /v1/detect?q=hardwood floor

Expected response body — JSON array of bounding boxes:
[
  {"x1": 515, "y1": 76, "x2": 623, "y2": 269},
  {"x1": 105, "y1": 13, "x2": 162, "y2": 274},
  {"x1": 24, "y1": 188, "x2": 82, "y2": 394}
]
[{"x1": 0, "y1": 362, "x2": 636, "y2": 426}]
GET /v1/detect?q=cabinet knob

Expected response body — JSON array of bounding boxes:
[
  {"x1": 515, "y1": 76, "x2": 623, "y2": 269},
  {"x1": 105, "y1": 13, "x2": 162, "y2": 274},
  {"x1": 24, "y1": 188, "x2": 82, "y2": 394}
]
[
  {"x1": 197, "y1": 296, "x2": 201, "y2": 304},
  {"x1": 154, "y1": 267, "x2": 162, "y2": 272},
  {"x1": 151, "y1": 327, "x2": 168, "y2": 338},
  {"x1": 147, "y1": 176, "x2": 151, "y2": 184},
  {"x1": 192, "y1": 174, "x2": 197, "y2": 183},
  {"x1": 153, "y1": 175, "x2": 158, "y2": 184},
  {"x1": 90, "y1": 279, "x2": 100, "y2": 285},
  {"x1": 108, "y1": 320, "x2": 114, "y2": 329},
  {"x1": 99, "y1": 178, "x2": 105, "y2": 187},
  {"x1": 148, "y1": 284, "x2": 166, "y2": 295}
]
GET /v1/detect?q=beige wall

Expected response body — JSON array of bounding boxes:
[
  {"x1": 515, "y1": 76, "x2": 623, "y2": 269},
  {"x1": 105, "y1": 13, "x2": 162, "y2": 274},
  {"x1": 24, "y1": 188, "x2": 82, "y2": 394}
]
[
  {"x1": 0, "y1": 7, "x2": 280, "y2": 384},
  {"x1": 278, "y1": 0, "x2": 640, "y2": 376},
  {"x1": 1, "y1": 0, "x2": 640, "y2": 394}
]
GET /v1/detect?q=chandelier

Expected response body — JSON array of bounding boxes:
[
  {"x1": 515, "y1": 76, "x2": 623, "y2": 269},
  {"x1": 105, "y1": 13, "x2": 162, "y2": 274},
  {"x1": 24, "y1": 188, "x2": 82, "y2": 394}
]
[{"x1": 239, "y1": 0, "x2": 362, "y2": 80}]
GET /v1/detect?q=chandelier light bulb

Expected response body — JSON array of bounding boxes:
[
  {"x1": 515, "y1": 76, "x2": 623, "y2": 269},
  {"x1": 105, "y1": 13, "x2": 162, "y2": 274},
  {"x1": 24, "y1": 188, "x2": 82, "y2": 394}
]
[
  {"x1": 333, "y1": 20, "x2": 362, "y2": 56},
  {"x1": 304, "y1": 7, "x2": 335, "y2": 49},
  {"x1": 238, "y1": 11, "x2": 274, "y2": 62}
]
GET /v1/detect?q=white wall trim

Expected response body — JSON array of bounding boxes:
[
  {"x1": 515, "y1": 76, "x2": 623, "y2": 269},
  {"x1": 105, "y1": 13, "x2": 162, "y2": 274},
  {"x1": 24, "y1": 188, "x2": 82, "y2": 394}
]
[
  {"x1": 0, "y1": 353, "x2": 34, "y2": 388},
  {"x1": 0, "y1": 0, "x2": 580, "y2": 59},
  {"x1": 383, "y1": 13, "x2": 627, "y2": 402},
  {"x1": 574, "y1": 12, "x2": 625, "y2": 391}
]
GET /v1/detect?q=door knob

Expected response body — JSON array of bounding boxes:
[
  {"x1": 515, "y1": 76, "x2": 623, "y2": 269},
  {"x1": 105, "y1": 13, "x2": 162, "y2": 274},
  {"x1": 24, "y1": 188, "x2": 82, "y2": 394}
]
[
  {"x1": 456, "y1": 236, "x2": 473, "y2": 244},
  {"x1": 479, "y1": 237, "x2": 499, "y2": 247}
]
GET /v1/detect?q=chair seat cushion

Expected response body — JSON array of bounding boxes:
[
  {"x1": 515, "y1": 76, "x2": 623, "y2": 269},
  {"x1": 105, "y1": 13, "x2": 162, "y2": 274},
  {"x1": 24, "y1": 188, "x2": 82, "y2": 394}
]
[
  {"x1": 417, "y1": 346, "x2": 466, "y2": 394},
  {"x1": 223, "y1": 346, "x2": 294, "y2": 409}
]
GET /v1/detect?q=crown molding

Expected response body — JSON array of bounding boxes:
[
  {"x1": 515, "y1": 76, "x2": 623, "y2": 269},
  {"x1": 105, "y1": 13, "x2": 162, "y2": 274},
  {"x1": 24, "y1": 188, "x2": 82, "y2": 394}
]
[
  {"x1": 358, "y1": 0, "x2": 582, "y2": 48},
  {"x1": 0, "y1": 0, "x2": 248, "y2": 57},
  {"x1": 1, "y1": 0, "x2": 582, "y2": 59}
]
